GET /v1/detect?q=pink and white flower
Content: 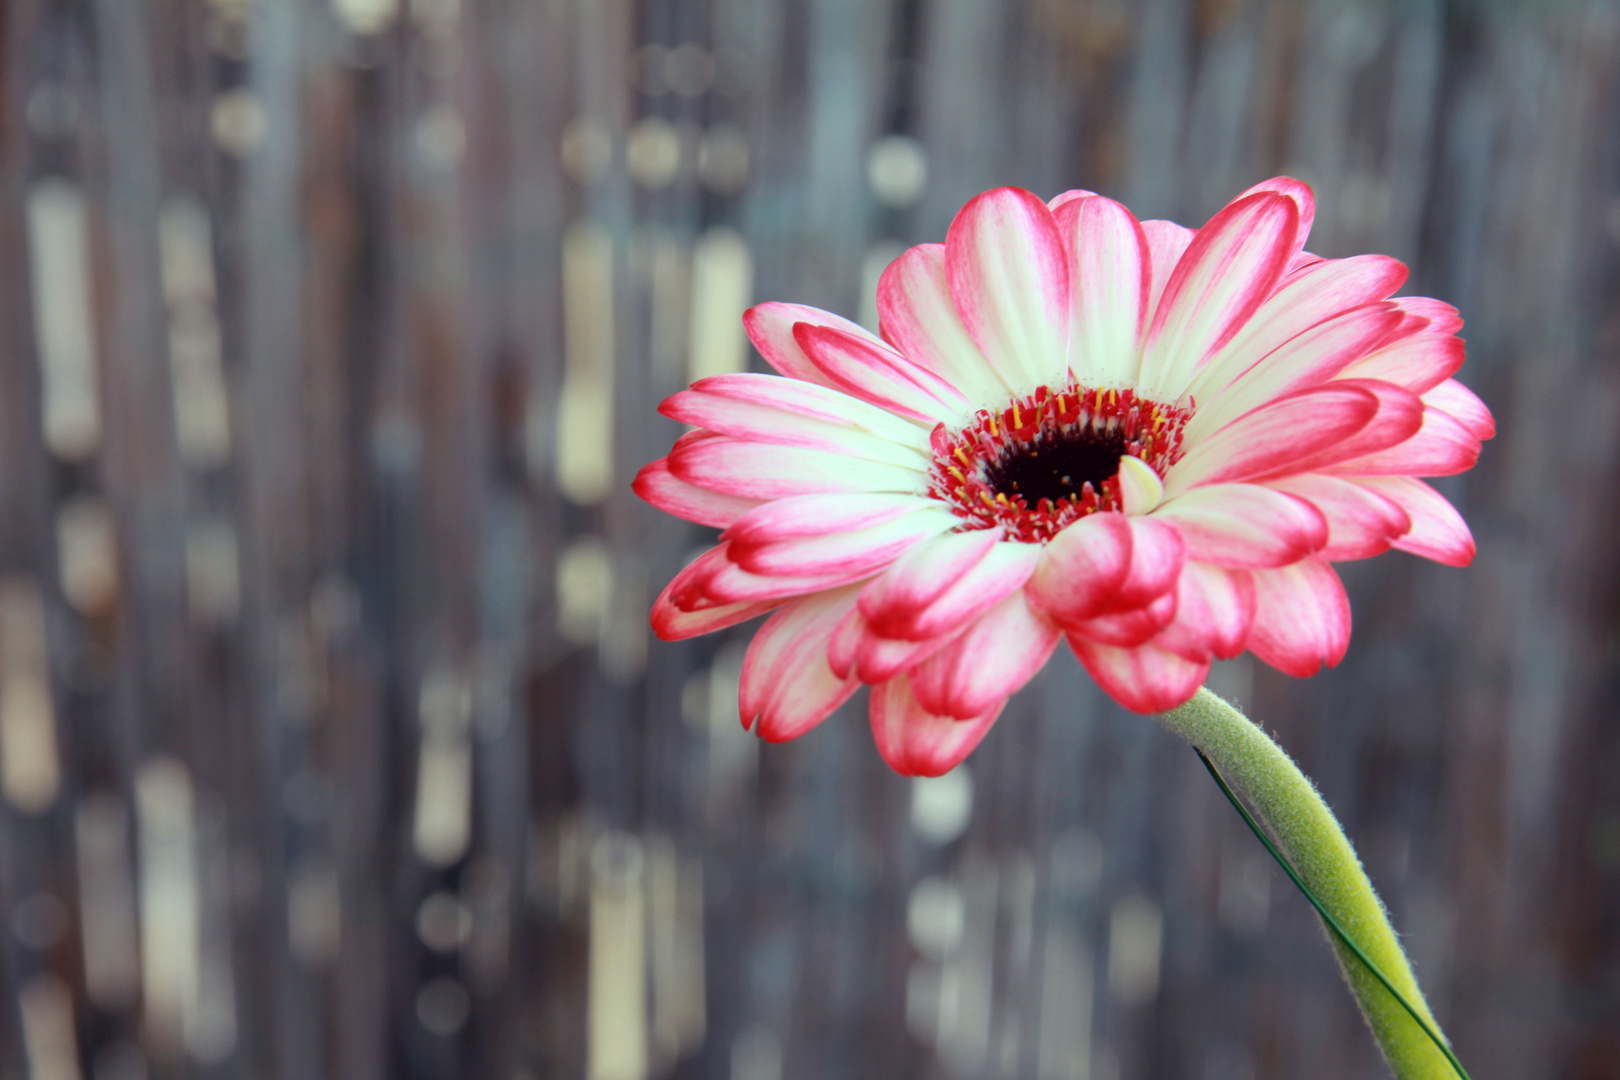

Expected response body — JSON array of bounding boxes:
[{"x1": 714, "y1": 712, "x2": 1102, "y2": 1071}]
[{"x1": 636, "y1": 178, "x2": 1492, "y2": 777}]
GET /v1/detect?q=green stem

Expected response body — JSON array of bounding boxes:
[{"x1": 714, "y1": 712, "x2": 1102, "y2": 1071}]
[{"x1": 1157, "y1": 687, "x2": 1464, "y2": 1079}]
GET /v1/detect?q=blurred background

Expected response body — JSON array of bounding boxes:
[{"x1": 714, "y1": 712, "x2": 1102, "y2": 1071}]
[{"x1": 0, "y1": 0, "x2": 1616, "y2": 1078}]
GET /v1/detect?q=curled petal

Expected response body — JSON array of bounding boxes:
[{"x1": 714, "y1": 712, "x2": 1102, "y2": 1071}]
[
  {"x1": 827, "y1": 606, "x2": 961, "y2": 684},
  {"x1": 1151, "y1": 484, "x2": 1328, "y2": 569},
  {"x1": 1025, "y1": 512, "x2": 1132, "y2": 623},
  {"x1": 1354, "y1": 476, "x2": 1476, "y2": 567},
  {"x1": 859, "y1": 535, "x2": 1039, "y2": 642},
  {"x1": 946, "y1": 187, "x2": 1072, "y2": 394},
  {"x1": 1027, "y1": 513, "x2": 1185, "y2": 624},
  {"x1": 908, "y1": 592, "x2": 1061, "y2": 719},
  {"x1": 1068, "y1": 637, "x2": 1210, "y2": 714},
  {"x1": 1062, "y1": 588, "x2": 1178, "y2": 648},
  {"x1": 1151, "y1": 561, "x2": 1255, "y2": 662},
  {"x1": 1246, "y1": 560, "x2": 1351, "y2": 677},
  {"x1": 633, "y1": 457, "x2": 764, "y2": 529},
  {"x1": 869, "y1": 674, "x2": 1005, "y2": 778},
  {"x1": 854, "y1": 528, "x2": 1004, "y2": 625},
  {"x1": 740, "y1": 587, "x2": 862, "y2": 741}
]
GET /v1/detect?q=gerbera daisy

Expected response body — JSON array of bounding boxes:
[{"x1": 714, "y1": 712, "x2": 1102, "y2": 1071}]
[{"x1": 636, "y1": 178, "x2": 1492, "y2": 777}]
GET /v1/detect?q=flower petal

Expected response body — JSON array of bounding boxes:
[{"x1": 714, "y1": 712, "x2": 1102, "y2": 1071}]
[
  {"x1": 908, "y1": 592, "x2": 1061, "y2": 719},
  {"x1": 794, "y1": 323, "x2": 971, "y2": 423},
  {"x1": 1068, "y1": 636, "x2": 1210, "y2": 714},
  {"x1": 671, "y1": 371, "x2": 933, "y2": 444},
  {"x1": 946, "y1": 187, "x2": 1072, "y2": 394},
  {"x1": 1391, "y1": 296, "x2": 1462, "y2": 337},
  {"x1": 1027, "y1": 513, "x2": 1185, "y2": 624},
  {"x1": 651, "y1": 593, "x2": 778, "y2": 641},
  {"x1": 877, "y1": 244, "x2": 1006, "y2": 402},
  {"x1": 1047, "y1": 188, "x2": 1098, "y2": 213},
  {"x1": 1335, "y1": 333, "x2": 1464, "y2": 394},
  {"x1": 1352, "y1": 476, "x2": 1476, "y2": 567},
  {"x1": 1190, "y1": 253, "x2": 1410, "y2": 398},
  {"x1": 1062, "y1": 588, "x2": 1178, "y2": 647},
  {"x1": 1269, "y1": 378, "x2": 1426, "y2": 476},
  {"x1": 723, "y1": 493, "x2": 939, "y2": 547},
  {"x1": 1319, "y1": 404, "x2": 1481, "y2": 478},
  {"x1": 727, "y1": 503, "x2": 959, "y2": 577},
  {"x1": 633, "y1": 457, "x2": 765, "y2": 528},
  {"x1": 869, "y1": 674, "x2": 1005, "y2": 777},
  {"x1": 652, "y1": 549, "x2": 786, "y2": 639},
  {"x1": 1141, "y1": 219, "x2": 1195, "y2": 319},
  {"x1": 743, "y1": 302, "x2": 875, "y2": 389},
  {"x1": 666, "y1": 542, "x2": 854, "y2": 607},
  {"x1": 661, "y1": 386, "x2": 931, "y2": 468},
  {"x1": 853, "y1": 528, "x2": 1003, "y2": 623},
  {"x1": 1421, "y1": 379, "x2": 1494, "y2": 440},
  {"x1": 1151, "y1": 561, "x2": 1255, "y2": 662},
  {"x1": 1138, "y1": 192, "x2": 1300, "y2": 399},
  {"x1": 1262, "y1": 474, "x2": 1411, "y2": 561},
  {"x1": 1238, "y1": 176, "x2": 1317, "y2": 240},
  {"x1": 1165, "y1": 385, "x2": 1379, "y2": 495},
  {"x1": 828, "y1": 606, "x2": 963, "y2": 684},
  {"x1": 859, "y1": 536, "x2": 1040, "y2": 641},
  {"x1": 1246, "y1": 560, "x2": 1350, "y2": 677},
  {"x1": 1180, "y1": 302, "x2": 1406, "y2": 447},
  {"x1": 740, "y1": 586, "x2": 863, "y2": 741},
  {"x1": 1117, "y1": 454, "x2": 1164, "y2": 515},
  {"x1": 669, "y1": 432, "x2": 927, "y2": 499},
  {"x1": 1150, "y1": 483, "x2": 1328, "y2": 568},
  {"x1": 1054, "y1": 194, "x2": 1150, "y2": 387}
]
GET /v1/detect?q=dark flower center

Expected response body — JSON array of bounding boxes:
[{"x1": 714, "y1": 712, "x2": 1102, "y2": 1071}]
[
  {"x1": 982, "y1": 425, "x2": 1127, "y2": 508},
  {"x1": 928, "y1": 381, "x2": 1192, "y2": 544}
]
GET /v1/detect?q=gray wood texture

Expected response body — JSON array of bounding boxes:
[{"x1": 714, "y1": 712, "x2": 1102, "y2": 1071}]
[{"x1": 0, "y1": 0, "x2": 1615, "y2": 1077}]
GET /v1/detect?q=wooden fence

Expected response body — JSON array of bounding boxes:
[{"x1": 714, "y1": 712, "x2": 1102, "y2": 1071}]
[{"x1": 0, "y1": 0, "x2": 1616, "y2": 1077}]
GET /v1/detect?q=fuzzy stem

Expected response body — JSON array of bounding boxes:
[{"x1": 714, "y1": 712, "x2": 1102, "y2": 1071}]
[{"x1": 1157, "y1": 687, "x2": 1461, "y2": 1079}]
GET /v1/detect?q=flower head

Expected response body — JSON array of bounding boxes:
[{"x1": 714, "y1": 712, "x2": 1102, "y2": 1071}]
[{"x1": 636, "y1": 179, "x2": 1492, "y2": 777}]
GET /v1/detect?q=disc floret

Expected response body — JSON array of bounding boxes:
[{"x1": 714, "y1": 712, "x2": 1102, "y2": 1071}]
[{"x1": 928, "y1": 381, "x2": 1192, "y2": 543}]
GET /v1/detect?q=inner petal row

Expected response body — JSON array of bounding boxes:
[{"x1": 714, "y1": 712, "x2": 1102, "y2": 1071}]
[{"x1": 928, "y1": 382, "x2": 1192, "y2": 544}]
